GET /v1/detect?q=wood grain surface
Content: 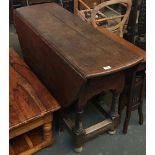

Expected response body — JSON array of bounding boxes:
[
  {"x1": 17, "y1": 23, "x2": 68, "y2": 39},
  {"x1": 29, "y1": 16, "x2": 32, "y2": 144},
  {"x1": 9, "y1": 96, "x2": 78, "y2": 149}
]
[
  {"x1": 14, "y1": 3, "x2": 143, "y2": 78},
  {"x1": 9, "y1": 48, "x2": 60, "y2": 130},
  {"x1": 13, "y1": 3, "x2": 144, "y2": 107}
]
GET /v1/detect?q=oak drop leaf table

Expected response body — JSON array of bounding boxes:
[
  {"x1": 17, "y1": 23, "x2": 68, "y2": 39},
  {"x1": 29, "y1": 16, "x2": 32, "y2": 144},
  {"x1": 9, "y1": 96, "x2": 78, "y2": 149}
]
[{"x1": 14, "y1": 3, "x2": 143, "y2": 152}]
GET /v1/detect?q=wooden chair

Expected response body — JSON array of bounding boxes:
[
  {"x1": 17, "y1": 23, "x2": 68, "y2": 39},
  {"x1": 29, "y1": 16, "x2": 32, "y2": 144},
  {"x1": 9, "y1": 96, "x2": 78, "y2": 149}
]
[
  {"x1": 118, "y1": 63, "x2": 145, "y2": 134},
  {"x1": 74, "y1": 0, "x2": 132, "y2": 37}
]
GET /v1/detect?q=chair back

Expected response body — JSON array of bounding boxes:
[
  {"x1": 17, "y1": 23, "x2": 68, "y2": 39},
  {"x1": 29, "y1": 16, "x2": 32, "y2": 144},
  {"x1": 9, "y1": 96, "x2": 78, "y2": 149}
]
[
  {"x1": 75, "y1": 0, "x2": 132, "y2": 37},
  {"x1": 91, "y1": 0, "x2": 132, "y2": 37}
]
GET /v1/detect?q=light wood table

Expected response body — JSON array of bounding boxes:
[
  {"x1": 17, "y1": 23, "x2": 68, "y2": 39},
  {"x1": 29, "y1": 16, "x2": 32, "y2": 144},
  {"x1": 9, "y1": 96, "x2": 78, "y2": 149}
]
[{"x1": 9, "y1": 48, "x2": 60, "y2": 155}]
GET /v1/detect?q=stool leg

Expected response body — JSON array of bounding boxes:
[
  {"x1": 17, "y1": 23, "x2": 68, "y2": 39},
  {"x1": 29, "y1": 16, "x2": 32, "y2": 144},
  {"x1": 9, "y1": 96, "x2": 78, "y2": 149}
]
[
  {"x1": 43, "y1": 122, "x2": 52, "y2": 144},
  {"x1": 123, "y1": 108, "x2": 131, "y2": 134},
  {"x1": 73, "y1": 103, "x2": 85, "y2": 153},
  {"x1": 138, "y1": 101, "x2": 143, "y2": 125}
]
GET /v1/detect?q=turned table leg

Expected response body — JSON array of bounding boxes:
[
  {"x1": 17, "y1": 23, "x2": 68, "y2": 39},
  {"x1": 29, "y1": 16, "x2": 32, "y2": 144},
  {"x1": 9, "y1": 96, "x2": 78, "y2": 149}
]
[
  {"x1": 73, "y1": 102, "x2": 85, "y2": 153},
  {"x1": 108, "y1": 90, "x2": 120, "y2": 135},
  {"x1": 43, "y1": 121, "x2": 52, "y2": 145}
]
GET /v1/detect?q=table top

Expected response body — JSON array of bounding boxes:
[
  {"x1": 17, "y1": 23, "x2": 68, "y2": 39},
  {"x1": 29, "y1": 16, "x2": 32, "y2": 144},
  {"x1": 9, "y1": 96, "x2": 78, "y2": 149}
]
[
  {"x1": 96, "y1": 27, "x2": 146, "y2": 61},
  {"x1": 14, "y1": 3, "x2": 143, "y2": 78},
  {"x1": 9, "y1": 48, "x2": 60, "y2": 130}
]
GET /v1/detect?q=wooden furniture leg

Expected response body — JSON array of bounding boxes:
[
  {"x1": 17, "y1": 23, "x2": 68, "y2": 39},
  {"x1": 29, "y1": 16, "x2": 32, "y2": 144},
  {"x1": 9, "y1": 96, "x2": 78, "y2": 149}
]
[
  {"x1": 118, "y1": 93, "x2": 125, "y2": 119},
  {"x1": 55, "y1": 109, "x2": 65, "y2": 133},
  {"x1": 123, "y1": 108, "x2": 131, "y2": 134},
  {"x1": 74, "y1": 0, "x2": 78, "y2": 15},
  {"x1": 138, "y1": 74, "x2": 145, "y2": 125},
  {"x1": 122, "y1": 66, "x2": 138, "y2": 134},
  {"x1": 59, "y1": 109, "x2": 65, "y2": 132},
  {"x1": 62, "y1": 73, "x2": 124, "y2": 152},
  {"x1": 108, "y1": 90, "x2": 120, "y2": 134},
  {"x1": 138, "y1": 102, "x2": 143, "y2": 125},
  {"x1": 118, "y1": 63, "x2": 145, "y2": 134},
  {"x1": 73, "y1": 102, "x2": 85, "y2": 153},
  {"x1": 43, "y1": 122, "x2": 53, "y2": 145}
]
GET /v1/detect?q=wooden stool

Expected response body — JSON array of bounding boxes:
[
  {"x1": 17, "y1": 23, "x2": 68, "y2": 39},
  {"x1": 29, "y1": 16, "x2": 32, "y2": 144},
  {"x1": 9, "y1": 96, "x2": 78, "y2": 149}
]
[{"x1": 9, "y1": 48, "x2": 60, "y2": 155}]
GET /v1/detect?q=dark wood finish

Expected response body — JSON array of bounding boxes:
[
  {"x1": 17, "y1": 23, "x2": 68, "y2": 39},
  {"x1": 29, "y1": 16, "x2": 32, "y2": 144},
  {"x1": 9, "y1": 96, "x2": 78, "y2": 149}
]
[
  {"x1": 9, "y1": 0, "x2": 57, "y2": 23},
  {"x1": 123, "y1": 0, "x2": 139, "y2": 43},
  {"x1": 9, "y1": 48, "x2": 60, "y2": 154},
  {"x1": 14, "y1": 3, "x2": 142, "y2": 107},
  {"x1": 135, "y1": 0, "x2": 146, "y2": 50},
  {"x1": 93, "y1": 25, "x2": 146, "y2": 61},
  {"x1": 13, "y1": 3, "x2": 143, "y2": 151},
  {"x1": 61, "y1": 0, "x2": 74, "y2": 13},
  {"x1": 94, "y1": 26, "x2": 146, "y2": 134},
  {"x1": 26, "y1": 0, "x2": 54, "y2": 5},
  {"x1": 9, "y1": 0, "x2": 23, "y2": 23},
  {"x1": 118, "y1": 63, "x2": 145, "y2": 133},
  {"x1": 123, "y1": 0, "x2": 146, "y2": 50}
]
